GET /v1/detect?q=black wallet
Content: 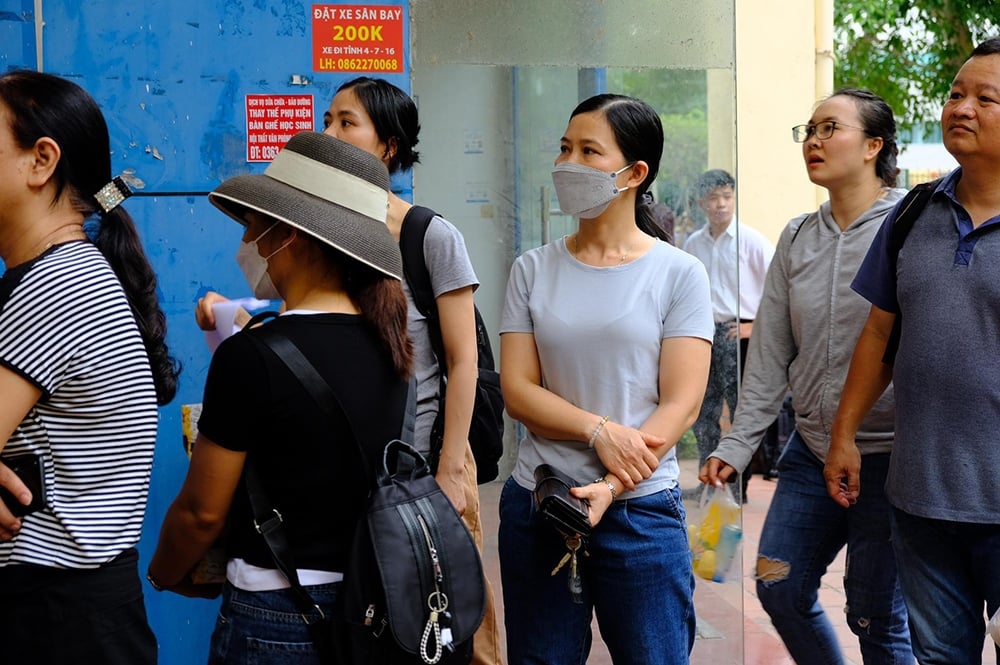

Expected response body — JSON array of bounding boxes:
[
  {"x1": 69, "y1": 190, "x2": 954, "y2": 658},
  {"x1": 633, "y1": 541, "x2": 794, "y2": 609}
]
[
  {"x1": 0, "y1": 454, "x2": 47, "y2": 518},
  {"x1": 532, "y1": 464, "x2": 591, "y2": 538}
]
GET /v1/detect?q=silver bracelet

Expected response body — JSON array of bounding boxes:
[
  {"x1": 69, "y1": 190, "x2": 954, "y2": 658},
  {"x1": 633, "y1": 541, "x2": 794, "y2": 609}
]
[
  {"x1": 596, "y1": 475, "x2": 618, "y2": 501},
  {"x1": 587, "y1": 415, "x2": 610, "y2": 448}
]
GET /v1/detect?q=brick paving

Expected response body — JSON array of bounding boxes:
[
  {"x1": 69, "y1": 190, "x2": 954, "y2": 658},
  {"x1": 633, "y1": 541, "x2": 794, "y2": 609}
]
[{"x1": 478, "y1": 460, "x2": 997, "y2": 664}]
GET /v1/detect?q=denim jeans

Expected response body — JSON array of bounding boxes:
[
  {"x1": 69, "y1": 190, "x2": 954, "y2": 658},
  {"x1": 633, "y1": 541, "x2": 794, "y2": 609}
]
[
  {"x1": 756, "y1": 432, "x2": 911, "y2": 665},
  {"x1": 208, "y1": 581, "x2": 339, "y2": 665},
  {"x1": 891, "y1": 507, "x2": 1000, "y2": 664},
  {"x1": 498, "y1": 477, "x2": 695, "y2": 665}
]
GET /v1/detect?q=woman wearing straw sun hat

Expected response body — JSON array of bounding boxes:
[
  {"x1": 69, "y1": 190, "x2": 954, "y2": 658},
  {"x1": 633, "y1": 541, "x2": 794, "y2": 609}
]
[{"x1": 148, "y1": 132, "x2": 413, "y2": 663}]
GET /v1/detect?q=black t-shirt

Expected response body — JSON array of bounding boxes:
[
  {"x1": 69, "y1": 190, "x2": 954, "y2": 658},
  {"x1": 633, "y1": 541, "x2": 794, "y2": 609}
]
[{"x1": 198, "y1": 313, "x2": 408, "y2": 571}]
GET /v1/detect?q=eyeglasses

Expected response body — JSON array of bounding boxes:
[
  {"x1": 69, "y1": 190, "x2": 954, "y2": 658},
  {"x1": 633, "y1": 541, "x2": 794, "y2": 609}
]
[{"x1": 791, "y1": 121, "x2": 868, "y2": 143}]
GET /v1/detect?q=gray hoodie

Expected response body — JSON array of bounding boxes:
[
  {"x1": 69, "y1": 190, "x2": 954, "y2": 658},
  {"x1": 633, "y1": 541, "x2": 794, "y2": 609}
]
[{"x1": 711, "y1": 188, "x2": 905, "y2": 471}]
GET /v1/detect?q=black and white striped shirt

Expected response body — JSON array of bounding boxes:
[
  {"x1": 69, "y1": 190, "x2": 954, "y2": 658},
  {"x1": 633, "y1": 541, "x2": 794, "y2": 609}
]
[{"x1": 0, "y1": 241, "x2": 158, "y2": 569}]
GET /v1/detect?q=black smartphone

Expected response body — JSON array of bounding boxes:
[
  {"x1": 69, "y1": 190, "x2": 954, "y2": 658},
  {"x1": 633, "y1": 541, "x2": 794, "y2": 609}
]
[{"x1": 0, "y1": 454, "x2": 46, "y2": 518}]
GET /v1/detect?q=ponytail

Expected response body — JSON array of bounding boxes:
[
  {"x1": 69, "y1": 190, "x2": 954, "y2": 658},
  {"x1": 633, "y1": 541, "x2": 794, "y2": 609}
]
[
  {"x1": 320, "y1": 243, "x2": 413, "y2": 378},
  {"x1": 350, "y1": 274, "x2": 414, "y2": 379},
  {"x1": 636, "y1": 192, "x2": 670, "y2": 242},
  {"x1": 92, "y1": 207, "x2": 181, "y2": 406}
]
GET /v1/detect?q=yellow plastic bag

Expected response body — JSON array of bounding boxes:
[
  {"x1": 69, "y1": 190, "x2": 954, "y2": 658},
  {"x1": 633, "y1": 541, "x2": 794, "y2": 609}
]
[{"x1": 688, "y1": 483, "x2": 742, "y2": 583}]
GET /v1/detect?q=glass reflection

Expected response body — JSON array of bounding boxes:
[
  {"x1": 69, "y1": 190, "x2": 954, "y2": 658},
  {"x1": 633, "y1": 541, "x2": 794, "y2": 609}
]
[{"x1": 411, "y1": 2, "x2": 741, "y2": 662}]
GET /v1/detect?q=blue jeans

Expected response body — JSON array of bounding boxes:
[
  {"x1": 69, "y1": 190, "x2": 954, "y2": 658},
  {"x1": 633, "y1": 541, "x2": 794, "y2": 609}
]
[
  {"x1": 498, "y1": 477, "x2": 695, "y2": 665},
  {"x1": 756, "y1": 432, "x2": 911, "y2": 665},
  {"x1": 208, "y1": 581, "x2": 339, "y2": 665},
  {"x1": 891, "y1": 507, "x2": 1000, "y2": 664}
]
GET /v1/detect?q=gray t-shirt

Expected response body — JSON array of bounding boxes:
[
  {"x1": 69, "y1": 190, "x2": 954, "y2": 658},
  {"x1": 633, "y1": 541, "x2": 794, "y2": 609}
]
[
  {"x1": 402, "y1": 214, "x2": 479, "y2": 455},
  {"x1": 500, "y1": 237, "x2": 713, "y2": 498}
]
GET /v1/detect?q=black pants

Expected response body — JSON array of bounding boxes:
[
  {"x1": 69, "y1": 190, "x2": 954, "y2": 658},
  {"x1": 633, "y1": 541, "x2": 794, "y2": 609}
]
[{"x1": 0, "y1": 548, "x2": 157, "y2": 665}]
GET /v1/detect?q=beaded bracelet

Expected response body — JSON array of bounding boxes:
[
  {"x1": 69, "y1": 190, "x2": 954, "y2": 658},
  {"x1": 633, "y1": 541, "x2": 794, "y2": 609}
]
[{"x1": 587, "y1": 415, "x2": 610, "y2": 448}]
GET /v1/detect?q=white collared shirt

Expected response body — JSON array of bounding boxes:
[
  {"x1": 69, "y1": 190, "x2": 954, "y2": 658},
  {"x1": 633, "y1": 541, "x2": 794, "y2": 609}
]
[{"x1": 683, "y1": 218, "x2": 774, "y2": 322}]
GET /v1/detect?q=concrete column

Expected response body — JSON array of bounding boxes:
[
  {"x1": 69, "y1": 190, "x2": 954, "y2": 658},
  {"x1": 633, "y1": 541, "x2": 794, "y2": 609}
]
[{"x1": 814, "y1": 0, "x2": 835, "y2": 207}]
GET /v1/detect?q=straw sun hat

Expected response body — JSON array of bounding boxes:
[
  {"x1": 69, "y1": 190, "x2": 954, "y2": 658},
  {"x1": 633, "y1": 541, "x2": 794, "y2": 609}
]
[{"x1": 209, "y1": 131, "x2": 402, "y2": 279}]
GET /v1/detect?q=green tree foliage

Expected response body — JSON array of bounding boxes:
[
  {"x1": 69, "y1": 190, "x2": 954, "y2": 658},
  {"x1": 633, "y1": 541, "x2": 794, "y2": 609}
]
[
  {"x1": 657, "y1": 109, "x2": 708, "y2": 218},
  {"x1": 835, "y1": 0, "x2": 998, "y2": 134}
]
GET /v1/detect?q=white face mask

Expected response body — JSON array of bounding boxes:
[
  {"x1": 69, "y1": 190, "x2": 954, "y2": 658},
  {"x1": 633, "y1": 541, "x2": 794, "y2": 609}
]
[
  {"x1": 551, "y1": 162, "x2": 633, "y2": 219},
  {"x1": 235, "y1": 223, "x2": 287, "y2": 300}
]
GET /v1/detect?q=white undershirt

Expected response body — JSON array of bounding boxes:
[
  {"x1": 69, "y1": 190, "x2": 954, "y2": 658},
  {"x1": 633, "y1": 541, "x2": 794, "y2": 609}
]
[{"x1": 227, "y1": 558, "x2": 343, "y2": 591}]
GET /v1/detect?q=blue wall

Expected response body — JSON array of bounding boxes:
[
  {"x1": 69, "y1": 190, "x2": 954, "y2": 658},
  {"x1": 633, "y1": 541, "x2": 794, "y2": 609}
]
[{"x1": 1, "y1": 1, "x2": 409, "y2": 661}]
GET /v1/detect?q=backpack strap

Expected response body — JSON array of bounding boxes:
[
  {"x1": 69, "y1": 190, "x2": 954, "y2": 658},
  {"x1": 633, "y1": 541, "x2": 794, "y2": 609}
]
[
  {"x1": 399, "y1": 205, "x2": 448, "y2": 377},
  {"x1": 882, "y1": 180, "x2": 939, "y2": 364},
  {"x1": 786, "y1": 212, "x2": 813, "y2": 247},
  {"x1": 399, "y1": 205, "x2": 439, "y2": 320},
  {"x1": 886, "y1": 180, "x2": 939, "y2": 279}
]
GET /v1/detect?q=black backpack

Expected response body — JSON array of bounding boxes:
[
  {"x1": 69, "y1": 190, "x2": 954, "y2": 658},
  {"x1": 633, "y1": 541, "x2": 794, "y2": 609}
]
[
  {"x1": 881, "y1": 179, "x2": 940, "y2": 364},
  {"x1": 252, "y1": 326, "x2": 482, "y2": 665},
  {"x1": 399, "y1": 206, "x2": 505, "y2": 484}
]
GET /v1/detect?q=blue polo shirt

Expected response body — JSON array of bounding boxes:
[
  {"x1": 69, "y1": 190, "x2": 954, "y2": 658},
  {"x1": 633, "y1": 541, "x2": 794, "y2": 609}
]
[{"x1": 853, "y1": 168, "x2": 1000, "y2": 524}]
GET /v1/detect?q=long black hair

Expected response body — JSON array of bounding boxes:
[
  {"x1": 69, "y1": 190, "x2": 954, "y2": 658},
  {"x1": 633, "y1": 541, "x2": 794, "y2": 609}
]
[
  {"x1": 336, "y1": 77, "x2": 420, "y2": 174},
  {"x1": 569, "y1": 94, "x2": 669, "y2": 242},
  {"x1": 0, "y1": 70, "x2": 180, "y2": 405},
  {"x1": 315, "y1": 241, "x2": 412, "y2": 379},
  {"x1": 830, "y1": 87, "x2": 899, "y2": 188}
]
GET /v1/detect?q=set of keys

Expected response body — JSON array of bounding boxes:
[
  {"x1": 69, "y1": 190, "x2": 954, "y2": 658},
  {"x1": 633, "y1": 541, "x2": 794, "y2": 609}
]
[{"x1": 550, "y1": 533, "x2": 585, "y2": 603}]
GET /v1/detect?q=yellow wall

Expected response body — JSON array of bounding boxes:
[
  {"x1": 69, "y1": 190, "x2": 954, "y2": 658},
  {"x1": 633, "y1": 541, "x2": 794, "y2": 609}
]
[{"x1": 718, "y1": 0, "x2": 833, "y2": 243}]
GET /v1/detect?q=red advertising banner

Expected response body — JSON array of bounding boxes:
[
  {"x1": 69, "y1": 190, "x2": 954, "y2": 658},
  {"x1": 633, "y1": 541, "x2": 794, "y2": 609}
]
[
  {"x1": 246, "y1": 94, "x2": 314, "y2": 163},
  {"x1": 312, "y1": 5, "x2": 404, "y2": 73}
]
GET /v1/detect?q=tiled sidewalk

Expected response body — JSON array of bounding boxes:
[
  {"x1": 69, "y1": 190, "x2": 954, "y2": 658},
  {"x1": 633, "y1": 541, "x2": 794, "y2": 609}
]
[
  {"x1": 477, "y1": 463, "x2": 999, "y2": 664},
  {"x1": 478, "y1": 467, "x2": 820, "y2": 665}
]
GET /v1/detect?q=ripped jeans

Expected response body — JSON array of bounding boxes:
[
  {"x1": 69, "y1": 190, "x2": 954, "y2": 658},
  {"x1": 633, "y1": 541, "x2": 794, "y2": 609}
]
[{"x1": 755, "y1": 432, "x2": 912, "y2": 665}]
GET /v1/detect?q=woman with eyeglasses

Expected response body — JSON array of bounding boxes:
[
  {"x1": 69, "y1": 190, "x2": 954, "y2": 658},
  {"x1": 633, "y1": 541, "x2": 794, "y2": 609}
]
[{"x1": 700, "y1": 88, "x2": 914, "y2": 664}]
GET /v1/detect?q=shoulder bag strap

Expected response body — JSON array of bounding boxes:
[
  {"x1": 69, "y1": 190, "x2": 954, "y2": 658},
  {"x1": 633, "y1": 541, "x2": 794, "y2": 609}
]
[
  {"x1": 242, "y1": 326, "x2": 414, "y2": 628},
  {"x1": 255, "y1": 327, "x2": 415, "y2": 447}
]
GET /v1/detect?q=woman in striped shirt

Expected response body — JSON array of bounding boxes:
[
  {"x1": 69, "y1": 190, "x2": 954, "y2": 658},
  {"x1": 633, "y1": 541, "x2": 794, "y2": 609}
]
[{"x1": 0, "y1": 70, "x2": 179, "y2": 664}]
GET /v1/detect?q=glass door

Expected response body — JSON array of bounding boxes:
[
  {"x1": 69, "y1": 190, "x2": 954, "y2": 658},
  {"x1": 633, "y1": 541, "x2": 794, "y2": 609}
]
[{"x1": 411, "y1": 2, "x2": 742, "y2": 662}]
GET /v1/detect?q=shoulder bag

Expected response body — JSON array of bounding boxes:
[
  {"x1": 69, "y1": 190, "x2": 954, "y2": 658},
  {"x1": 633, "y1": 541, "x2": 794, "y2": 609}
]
[{"x1": 254, "y1": 326, "x2": 484, "y2": 664}]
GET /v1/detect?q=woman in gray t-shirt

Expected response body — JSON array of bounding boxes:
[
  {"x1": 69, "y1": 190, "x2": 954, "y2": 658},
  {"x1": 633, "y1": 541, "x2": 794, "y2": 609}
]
[{"x1": 499, "y1": 93, "x2": 713, "y2": 665}]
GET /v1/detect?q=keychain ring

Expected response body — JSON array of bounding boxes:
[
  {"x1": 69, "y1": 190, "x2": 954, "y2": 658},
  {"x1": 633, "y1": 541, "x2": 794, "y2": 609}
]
[{"x1": 427, "y1": 590, "x2": 449, "y2": 612}]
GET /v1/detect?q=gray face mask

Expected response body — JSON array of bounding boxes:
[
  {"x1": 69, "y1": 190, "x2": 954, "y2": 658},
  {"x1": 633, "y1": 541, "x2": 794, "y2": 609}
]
[{"x1": 551, "y1": 162, "x2": 633, "y2": 219}]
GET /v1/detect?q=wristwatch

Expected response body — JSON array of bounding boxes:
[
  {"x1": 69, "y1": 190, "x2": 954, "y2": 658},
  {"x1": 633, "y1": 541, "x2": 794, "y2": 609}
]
[{"x1": 596, "y1": 475, "x2": 618, "y2": 501}]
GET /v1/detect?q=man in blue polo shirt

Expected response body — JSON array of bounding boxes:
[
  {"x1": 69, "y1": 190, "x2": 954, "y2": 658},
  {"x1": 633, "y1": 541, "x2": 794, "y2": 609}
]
[{"x1": 826, "y1": 37, "x2": 1000, "y2": 664}]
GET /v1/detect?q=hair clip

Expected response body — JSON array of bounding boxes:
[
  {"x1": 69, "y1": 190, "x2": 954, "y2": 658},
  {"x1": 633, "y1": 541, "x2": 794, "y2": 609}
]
[{"x1": 94, "y1": 175, "x2": 134, "y2": 214}]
